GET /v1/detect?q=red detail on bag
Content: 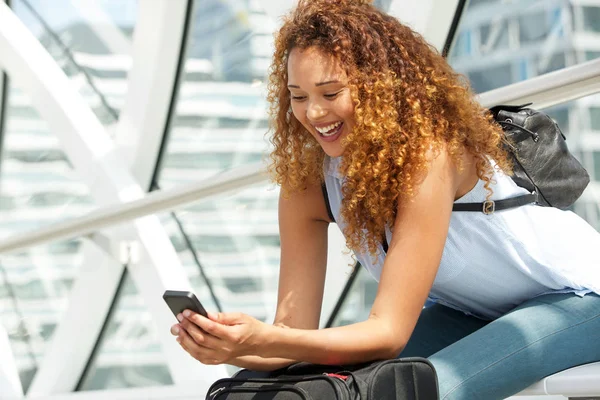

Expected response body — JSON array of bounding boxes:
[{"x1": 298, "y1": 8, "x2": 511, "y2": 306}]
[{"x1": 325, "y1": 373, "x2": 348, "y2": 380}]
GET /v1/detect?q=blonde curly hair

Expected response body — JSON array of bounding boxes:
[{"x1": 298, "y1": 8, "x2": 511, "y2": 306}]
[{"x1": 267, "y1": 0, "x2": 512, "y2": 255}]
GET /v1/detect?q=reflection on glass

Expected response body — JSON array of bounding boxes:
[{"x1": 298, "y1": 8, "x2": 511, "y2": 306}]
[
  {"x1": 0, "y1": 83, "x2": 97, "y2": 393},
  {"x1": 327, "y1": 268, "x2": 377, "y2": 327},
  {"x1": 150, "y1": 0, "x2": 282, "y2": 329},
  {"x1": 448, "y1": 0, "x2": 600, "y2": 93},
  {"x1": 77, "y1": 274, "x2": 173, "y2": 390},
  {"x1": 0, "y1": 83, "x2": 95, "y2": 235},
  {"x1": 0, "y1": 239, "x2": 83, "y2": 392},
  {"x1": 1, "y1": 0, "x2": 137, "y2": 392},
  {"x1": 158, "y1": 0, "x2": 275, "y2": 187},
  {"x1": 12, "y1": 0, "x2": 137, "y2": 130},
  {"x1": 582, "y1": 5, "x2": 600, "y2": 33},
  {"x1": 165, "y1": 184, "x2": 282, "y2": 322}
]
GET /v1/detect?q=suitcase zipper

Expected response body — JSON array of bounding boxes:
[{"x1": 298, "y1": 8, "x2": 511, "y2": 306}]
[
  {"x1": 211, "y1": 384, "x2": 310, "y2": 399},
  {"x1": 208, "y1": 374, "x2": 352, "y2": 399}
]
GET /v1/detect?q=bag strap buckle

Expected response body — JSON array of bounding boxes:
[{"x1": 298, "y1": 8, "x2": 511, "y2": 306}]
[{"x1": 482, "y1": 200, "x2": 495, "y2": 215}]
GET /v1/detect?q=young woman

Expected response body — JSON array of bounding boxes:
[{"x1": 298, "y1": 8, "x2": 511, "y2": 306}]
[{"x1": 170, "y1": 0, "x2": 600, "y2": 398}]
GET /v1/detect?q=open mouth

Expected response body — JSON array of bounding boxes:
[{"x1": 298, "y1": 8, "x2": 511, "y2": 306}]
[{"x1": 314, "y1": 121, "x2": 344, "y2": 141}]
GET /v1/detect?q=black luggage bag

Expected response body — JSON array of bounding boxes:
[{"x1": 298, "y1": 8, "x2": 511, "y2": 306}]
[{"x1": 206, "y1": 357, "x2": 438, "y2": 399}]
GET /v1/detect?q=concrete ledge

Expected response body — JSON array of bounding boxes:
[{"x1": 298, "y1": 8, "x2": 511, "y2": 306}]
[{"x1": 516, "y1": 362, "x2": 600, "y2": 397}]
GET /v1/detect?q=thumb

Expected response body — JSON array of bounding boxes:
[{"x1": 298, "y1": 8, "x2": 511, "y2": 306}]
[{"x1": 208, "y1": 312, "x2": 245, "y2": 325}]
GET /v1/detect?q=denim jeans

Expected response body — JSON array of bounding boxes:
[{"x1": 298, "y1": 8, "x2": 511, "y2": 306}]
[{"x1": 398, "y1": 292, "x2": 600, "y2": 399}]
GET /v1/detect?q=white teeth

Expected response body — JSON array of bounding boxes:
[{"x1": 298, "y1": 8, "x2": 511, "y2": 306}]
[{"x1": 315, "y1": 121, "x2": 342, "y2": 135}]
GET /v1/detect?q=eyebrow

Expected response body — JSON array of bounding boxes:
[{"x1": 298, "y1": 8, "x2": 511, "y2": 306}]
[{"x1": 287, "y1": 80, "x2": 341, "y2": 89}]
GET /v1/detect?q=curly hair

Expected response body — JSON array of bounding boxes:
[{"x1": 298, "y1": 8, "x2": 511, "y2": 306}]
[{"x1": 267, "y1": 0, "x2": 512, "y2": 256}]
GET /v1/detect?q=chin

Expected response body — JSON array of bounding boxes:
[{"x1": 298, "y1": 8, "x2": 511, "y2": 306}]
[{"x1": 322, "y1": 145, "x2": 345, "y2": 158}]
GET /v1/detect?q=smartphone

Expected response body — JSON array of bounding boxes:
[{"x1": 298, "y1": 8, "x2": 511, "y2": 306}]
[{"x1": 163, "y1": 290, "x2": 208, "y2": 319}]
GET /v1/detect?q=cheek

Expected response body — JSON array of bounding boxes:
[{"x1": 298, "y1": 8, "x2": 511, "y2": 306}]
[
  {"x1": 339, "y1": 99, "x2": 355, "y2": 121},
  {"x1": 290, "y1": 103, "x2": 304, "y2": 121}
]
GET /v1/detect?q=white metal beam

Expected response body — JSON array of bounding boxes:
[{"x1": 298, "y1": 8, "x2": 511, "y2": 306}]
[
  {"x1": 30, "y1": 0, "x2": 193, "y2": 392},
  {"x1": 0, "y1": 2, "x2": 226, "y2": 395},
  {"x1": 26, "y1": 237, "x2": 124, "y2": 396},
  {"x1": 114, "y1": 0, "x2": 188, "y2": 189}
]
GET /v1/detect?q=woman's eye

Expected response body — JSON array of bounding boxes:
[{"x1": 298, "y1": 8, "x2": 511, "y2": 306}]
[
  {"x1": 324, "y1": 90, "x2": 343, "y2": 99},
  {"x1": 291, "y1": 95, "x2": 306, "y2": 101}
]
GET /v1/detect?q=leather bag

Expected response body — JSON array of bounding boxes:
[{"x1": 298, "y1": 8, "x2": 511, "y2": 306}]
[{"x1": 491, "y1": 103, "x2": 590, "y2": 208}]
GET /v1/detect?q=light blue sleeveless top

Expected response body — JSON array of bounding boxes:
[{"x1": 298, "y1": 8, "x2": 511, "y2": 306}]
[{"x1": 324, "y1": 156, "x2": 600, "y2": 320}]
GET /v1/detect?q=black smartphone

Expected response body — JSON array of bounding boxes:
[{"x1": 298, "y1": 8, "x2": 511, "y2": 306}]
[{"x1": 163, "y1": 290, "x2": 208, "y2": 319}]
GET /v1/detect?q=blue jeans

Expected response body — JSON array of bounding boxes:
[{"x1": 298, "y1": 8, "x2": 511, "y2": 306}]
[{"x1": 399, "y1": 293, "x2": 600, "y2": 399}]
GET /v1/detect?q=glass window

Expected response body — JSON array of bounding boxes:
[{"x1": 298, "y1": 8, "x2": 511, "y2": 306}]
[
  {"x1": 591, "y1": 107, "x2": 600, "y2": 131},
  {"x1": 479, "y1": 20, "x2": 509, "y2": 54},
  {"x1": 546, "y1": 107, "x2": 569, "y2": 131},
  {"x1": 582, "y1": 6, "x2": 600, "y2": 33},
  {"x1": 77, "y1": 274, "x2": 173, "y2": 390},
  {"x1": 0, "y1": 238, "x2": 85, "y2": 391},
  {"x1": 328, "y1": 268, "x2": 372, "y2": 327},
  {"x1": 519, "y1": 11, "x2": 550, "y2": 43},
  {"x1": 12, "y1": 0, "x2": 138, "y2": 129},
  {"x1": 468, "y1": 63, "x2": 512, "y2": 93},
  {"x1": 448, "y1": 0, "x2": 577, "y2": 93},
  {"x1": 452, "y1": 31, "x2": 472, "y2": 58},
  {"x1": 536, "y1": 52, "x2": 567, "y2": 75},
  {"x1": 593, "y1": 152, "x2": 600, "y2": 181},
  {"x1": 0, "y1": 0, "x2": 138, "y2": 389},
  {"x1": 585, "y1": 51, "x2": 600, "y2": 62},
  {"x1": 6, "y1": 149, "x2": 69, "y2": 164}
]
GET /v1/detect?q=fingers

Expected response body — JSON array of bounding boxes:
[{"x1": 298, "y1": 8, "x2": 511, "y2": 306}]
[
  {"x1": 176, "y1": 325, "x2": 221, "y2": 365},
  {"x1": 209, "y1": 311, "x2": 245, "y2": 325},
  {"x1": 178, "y1": 316, "x2": 222, "y2": 348},
  {"x1": 183, "y1": 310, "x2": 230, "y2": 339}
]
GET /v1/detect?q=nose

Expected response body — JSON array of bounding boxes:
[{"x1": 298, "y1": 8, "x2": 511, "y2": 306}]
[{"x1": 307, "y1": 100, "x2": 327, "y2": 121}]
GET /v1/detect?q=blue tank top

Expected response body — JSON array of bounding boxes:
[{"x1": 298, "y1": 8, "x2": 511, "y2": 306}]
[{"x1": 324, "y1": 156, "x2": 600, "y2": 320}]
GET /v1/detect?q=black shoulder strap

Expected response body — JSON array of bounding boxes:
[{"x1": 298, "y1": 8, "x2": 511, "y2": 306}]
[
  {"x1": 322, "y1": 182, "x2": 389, "y2": 254},
  {"x1": 321, "y1": 183, "x2": 335, "y2": 223}
]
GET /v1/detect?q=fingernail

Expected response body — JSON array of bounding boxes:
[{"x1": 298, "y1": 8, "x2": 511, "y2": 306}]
[
  {"x1": 183, "y1": 310, "x2": 191, "y2": 317},
  {"x1": 172, "y1": 326, "x2": 180, "y2": 335},
  {"x1": 176, "y1": 337, "x2": 181, "y2": 343},
  {"x1": 177, "y1": 313, "x2": 183, "y2": 322}
]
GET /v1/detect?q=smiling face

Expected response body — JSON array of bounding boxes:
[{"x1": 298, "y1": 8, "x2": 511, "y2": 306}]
[{"x1": 287, "y1": 46, "x2": 355, "y2": 157}]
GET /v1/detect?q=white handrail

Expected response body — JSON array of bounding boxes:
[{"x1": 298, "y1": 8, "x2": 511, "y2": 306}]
[
  {"x1": 1, "y1": 59, "x2": 599, "y2": 255},
  {"x1": 478, "y1": 58, "x2": 600, "y2": 109},
  {"x1": 0, "y1": 163, "x2": 267, "y2": 254}
]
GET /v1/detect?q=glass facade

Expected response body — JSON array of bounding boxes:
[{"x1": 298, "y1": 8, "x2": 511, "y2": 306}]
[
  {"x1": 77, "y1": 273, "x2": 172, "y2": 390},
  {"x1": 0, "y1": 0, "x2": 598, "y2": 397},
  {"x1": 0, "y1": 0, "x2": 138, "y2": 393}
]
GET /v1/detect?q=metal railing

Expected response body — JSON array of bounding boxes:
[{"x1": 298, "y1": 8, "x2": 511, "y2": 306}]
[{"x1": 0, "y1": 57, "x2": 599, "y2": 255}]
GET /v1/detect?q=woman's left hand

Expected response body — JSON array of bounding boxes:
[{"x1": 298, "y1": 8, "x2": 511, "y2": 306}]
[{"x1": 172, "y1": 310, "x2": 268, "y2": 365}]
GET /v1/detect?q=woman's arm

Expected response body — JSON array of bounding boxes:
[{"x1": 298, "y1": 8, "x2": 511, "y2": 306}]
[
  {"x1": 273, "y1": 181, "x2": 332, "y2": 330},
  {"x1": 173, "y1": 180, "x2": 332, "y2": 369},
  {"x1": 177, "y1": 148, "x2": 462, "y2": 365},
  {"x1": 255, "y1": 149, "x2": 461, "y2": 364}
]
